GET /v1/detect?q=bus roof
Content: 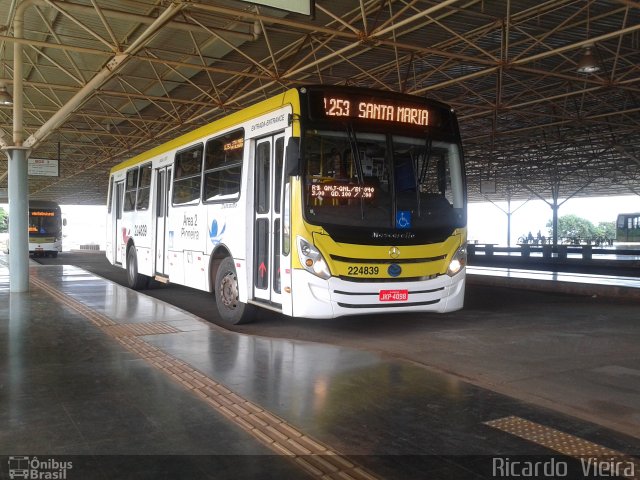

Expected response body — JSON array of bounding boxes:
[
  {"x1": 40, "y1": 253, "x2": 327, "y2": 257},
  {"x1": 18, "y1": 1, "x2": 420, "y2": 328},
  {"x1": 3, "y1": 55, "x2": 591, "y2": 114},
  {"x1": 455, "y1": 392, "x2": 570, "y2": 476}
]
[{"x1": 109, "y1": 88, "x2": 301, "y2": 175}]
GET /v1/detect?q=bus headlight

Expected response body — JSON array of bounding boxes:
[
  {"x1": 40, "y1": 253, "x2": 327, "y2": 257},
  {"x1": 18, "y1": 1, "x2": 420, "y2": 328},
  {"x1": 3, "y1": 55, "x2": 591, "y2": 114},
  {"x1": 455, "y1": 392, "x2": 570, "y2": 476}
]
[
  {"x1": 447, "y1": 244, "x2": 467, "y2": 277},
  {"x1": 297, "y1": 236, "x2": 331, "y2": 280}
]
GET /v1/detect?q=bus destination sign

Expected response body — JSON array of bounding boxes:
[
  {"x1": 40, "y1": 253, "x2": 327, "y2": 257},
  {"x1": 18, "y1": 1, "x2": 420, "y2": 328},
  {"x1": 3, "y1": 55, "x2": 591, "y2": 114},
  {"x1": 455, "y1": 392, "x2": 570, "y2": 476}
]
[
  {"x1": 323, "y1": 96, "x2": 429, "y2": 126},
  {"x1": 310, "y1": 182, "x2": 375, "y2": 200}
]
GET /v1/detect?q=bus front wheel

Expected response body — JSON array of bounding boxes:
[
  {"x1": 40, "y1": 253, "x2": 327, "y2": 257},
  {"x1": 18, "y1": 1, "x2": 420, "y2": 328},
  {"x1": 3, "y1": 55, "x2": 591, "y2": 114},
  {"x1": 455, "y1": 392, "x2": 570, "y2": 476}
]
[
  {"x1": 214, "y1": 257, "x2": 255, "y2": 325},
  {"x1": 127, "y1": 247, "x2": 149, "y2": 290}
]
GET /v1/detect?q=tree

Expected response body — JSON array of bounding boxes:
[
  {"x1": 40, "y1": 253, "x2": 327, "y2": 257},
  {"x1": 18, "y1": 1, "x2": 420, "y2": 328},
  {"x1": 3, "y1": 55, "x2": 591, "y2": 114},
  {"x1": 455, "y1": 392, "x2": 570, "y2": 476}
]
[
  {"x1": 0, "y1": 207, "x2": 7, "y2": 233},
  {"x1": 547, "y1": 214, "x2": 595, "y2": 242},
  {"x1": 594, "y1": 221, "x2": 616, "y2": 242}
]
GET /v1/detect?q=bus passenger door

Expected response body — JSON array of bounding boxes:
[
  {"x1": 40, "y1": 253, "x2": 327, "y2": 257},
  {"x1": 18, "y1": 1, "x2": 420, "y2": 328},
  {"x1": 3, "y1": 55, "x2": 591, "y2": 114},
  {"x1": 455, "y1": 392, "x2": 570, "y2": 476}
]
[
  {"x1": 154, "y1": 166, "x2": 171, "y2": 276},
  {"x1": 253, "y1": 134, "x2": 286, "y2": 307},
  {"x1": 113, "y1": 181, "x2": 124, "y2": 264}
]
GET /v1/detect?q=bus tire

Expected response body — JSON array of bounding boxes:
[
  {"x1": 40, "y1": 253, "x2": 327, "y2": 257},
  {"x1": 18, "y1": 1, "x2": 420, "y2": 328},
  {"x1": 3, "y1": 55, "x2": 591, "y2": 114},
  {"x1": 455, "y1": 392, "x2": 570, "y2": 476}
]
[
  {"x1": 127, "y1": 246, "x2": 149, "y2": 290},
  {"x1": 214, "y1": 257, "x2": 255, "y2": 325}
]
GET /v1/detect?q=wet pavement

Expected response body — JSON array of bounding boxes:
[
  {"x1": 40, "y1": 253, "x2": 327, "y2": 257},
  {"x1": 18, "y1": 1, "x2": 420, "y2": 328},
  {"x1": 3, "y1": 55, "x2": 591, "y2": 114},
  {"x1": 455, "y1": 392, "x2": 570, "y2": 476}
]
[{"x1": 1, "y1": 254, "x2": 639, "y2": 479}]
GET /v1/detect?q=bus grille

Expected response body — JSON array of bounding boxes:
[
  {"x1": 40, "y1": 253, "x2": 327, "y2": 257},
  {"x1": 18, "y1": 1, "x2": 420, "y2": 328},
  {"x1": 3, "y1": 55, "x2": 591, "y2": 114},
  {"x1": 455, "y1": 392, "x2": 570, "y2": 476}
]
[
  {"x1": 337, "y1": 299, "x2": 441, "y2": 309},
  {"x1": 337, "y1": 274, "x2": 440, "y2": 283},
  {"x1": 330, "y1": 254, "x2": 446, "y2": 264}
]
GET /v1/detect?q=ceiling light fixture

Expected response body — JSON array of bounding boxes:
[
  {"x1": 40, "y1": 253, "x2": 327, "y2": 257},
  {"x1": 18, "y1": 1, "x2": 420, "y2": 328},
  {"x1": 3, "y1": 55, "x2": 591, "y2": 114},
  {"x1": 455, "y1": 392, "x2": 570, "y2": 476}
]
[
  {"x1": 576, "y1": 44, "x2": 600, "y2": 74},
  {"x1": 0, "y1": 81, "x2": 12, "y2": 106},
  {"x1": 0, "y1": 47, "x2": 11, "y2": 105}
]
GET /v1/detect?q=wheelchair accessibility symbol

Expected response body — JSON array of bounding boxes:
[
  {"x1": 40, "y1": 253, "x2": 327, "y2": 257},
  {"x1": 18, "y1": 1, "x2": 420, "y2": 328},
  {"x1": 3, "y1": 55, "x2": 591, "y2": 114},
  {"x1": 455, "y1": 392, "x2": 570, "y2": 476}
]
[{"x1": 396, "y1": 211, "x2": 411, "y2": 229}]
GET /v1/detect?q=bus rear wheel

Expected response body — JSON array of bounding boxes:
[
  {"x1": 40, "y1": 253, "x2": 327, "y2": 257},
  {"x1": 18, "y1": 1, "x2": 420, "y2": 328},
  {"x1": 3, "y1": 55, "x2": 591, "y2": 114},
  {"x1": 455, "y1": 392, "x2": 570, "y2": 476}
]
[
  {"x1": 214, "y1": 257, "x2": 255, "y2": 325},
  {"x1": 127, "y1": 246, "x2": 149, "y2": 290}
]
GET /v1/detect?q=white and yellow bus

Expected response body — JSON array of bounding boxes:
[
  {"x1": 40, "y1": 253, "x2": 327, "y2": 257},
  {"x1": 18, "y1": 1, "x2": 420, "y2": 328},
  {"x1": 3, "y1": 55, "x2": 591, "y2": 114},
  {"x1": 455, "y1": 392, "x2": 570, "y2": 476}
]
[
  {"x1": 5, "y1": 200, "x2": 66, "y2": 257},
  {"x1": 106, "y1": 86, "x2": 467, "y2": 324}
]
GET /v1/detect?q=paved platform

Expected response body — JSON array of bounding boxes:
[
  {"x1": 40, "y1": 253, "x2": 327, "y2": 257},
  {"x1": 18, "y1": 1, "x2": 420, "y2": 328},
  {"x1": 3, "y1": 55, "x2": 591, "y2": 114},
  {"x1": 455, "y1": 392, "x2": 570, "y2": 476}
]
[{"x1": 1, "y1": 258, "x2": 639, "y2": 479}]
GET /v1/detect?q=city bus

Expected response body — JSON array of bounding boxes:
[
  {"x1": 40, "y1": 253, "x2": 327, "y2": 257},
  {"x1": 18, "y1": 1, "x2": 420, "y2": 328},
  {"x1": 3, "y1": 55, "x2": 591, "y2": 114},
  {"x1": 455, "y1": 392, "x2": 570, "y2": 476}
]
[
  {"x1": 4, "y1": 200, "x2": 65, "y2": 257},
  {"x1": 28, "y1": 200, "x2": 65, "y2": 257},
  {"x1": 105, "y1": 85, "x2": 467, "y2": 324},
  {"x1": 616, "y1": 213, "x2": 640, "y2": 245}
]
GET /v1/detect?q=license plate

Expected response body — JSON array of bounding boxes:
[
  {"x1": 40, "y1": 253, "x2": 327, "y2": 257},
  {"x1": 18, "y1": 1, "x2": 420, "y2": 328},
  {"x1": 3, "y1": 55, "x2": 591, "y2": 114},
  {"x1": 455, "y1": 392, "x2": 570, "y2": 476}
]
[{"x1": 379, "y1": 289, "x2": 408, "y2": 302}]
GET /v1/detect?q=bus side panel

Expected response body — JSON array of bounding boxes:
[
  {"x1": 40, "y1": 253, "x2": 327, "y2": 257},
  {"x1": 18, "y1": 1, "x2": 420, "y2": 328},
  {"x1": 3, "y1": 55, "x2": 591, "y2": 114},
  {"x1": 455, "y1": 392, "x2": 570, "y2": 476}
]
[
  {"x1": 183, "y1": 249, "x2": 206, "y2": 290},
  {"x1": 133, "y1": 205, "x2": 155, "y2": 277},
  {"x1": 204, "y1": 203, "x2": 244, "y2": 292},
  {"x1": 237, "y1": 132, "x2": 254, "y2": 305},
  {"x1": 105, "y1": 177, "x2": 114, "y2": 265},
  {"x1": 166, "y1": 204, "x2": 205, "y2": 287}
]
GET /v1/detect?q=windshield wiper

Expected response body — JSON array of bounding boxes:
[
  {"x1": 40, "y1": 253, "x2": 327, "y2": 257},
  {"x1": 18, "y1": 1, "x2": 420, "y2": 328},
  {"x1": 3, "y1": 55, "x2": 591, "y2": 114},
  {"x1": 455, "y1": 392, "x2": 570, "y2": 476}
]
[
  {"x1": 345, "y1": 122, "x2": 365, "y2": 220},
  {"x1": 416, "y1": 136, "x2": 432, "y2": 217},
  {"x1": 418, "y1": 136, "x2": 432, "y2": 184}
]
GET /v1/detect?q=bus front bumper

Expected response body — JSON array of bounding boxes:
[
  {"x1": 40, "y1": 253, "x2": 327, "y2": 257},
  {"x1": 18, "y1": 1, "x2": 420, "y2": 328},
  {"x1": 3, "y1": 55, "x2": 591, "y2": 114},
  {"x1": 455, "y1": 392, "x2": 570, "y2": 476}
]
[{"x1": 290, "y1": 268, "x2": 465, "y2": 319}]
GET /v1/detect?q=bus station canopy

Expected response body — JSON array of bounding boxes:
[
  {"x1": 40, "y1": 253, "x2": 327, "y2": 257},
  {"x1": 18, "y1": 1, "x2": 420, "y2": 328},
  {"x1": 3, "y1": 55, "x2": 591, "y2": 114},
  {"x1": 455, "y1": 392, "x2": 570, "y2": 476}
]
[{"x1": 0, "y1": 0, "x2": 638, "y2": 205}]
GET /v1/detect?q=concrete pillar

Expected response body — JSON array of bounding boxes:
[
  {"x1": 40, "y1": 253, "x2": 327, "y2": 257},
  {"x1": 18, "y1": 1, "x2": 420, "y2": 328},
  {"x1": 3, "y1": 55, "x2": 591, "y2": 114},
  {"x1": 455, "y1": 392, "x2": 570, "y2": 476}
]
[
  {"x1": 6, "y1": 147, "x2": 29, "y2": 292},
  {"x1": 551, "y1": 198, "x2": 559, "y2": 247},
  {"x1": 556, "y1": 244, "x2": 568, "y2": 260},
  {"x1": 506, "y1": 198, "x2": 512, "y2": 247}
]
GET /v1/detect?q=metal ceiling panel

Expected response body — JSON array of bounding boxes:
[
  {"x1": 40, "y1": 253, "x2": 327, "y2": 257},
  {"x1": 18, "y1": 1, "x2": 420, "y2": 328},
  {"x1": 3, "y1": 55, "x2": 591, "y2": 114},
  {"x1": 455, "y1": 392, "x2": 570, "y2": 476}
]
[{"x1": 0, "y1": 0, "x2": 638, "y2": 204}]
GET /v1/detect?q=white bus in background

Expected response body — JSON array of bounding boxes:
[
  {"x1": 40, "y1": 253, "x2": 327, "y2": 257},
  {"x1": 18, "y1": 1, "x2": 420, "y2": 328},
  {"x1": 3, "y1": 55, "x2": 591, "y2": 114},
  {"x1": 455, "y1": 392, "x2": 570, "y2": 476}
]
[{"x1": 5, "y1": 200, "x2": 66, "y2": 257}]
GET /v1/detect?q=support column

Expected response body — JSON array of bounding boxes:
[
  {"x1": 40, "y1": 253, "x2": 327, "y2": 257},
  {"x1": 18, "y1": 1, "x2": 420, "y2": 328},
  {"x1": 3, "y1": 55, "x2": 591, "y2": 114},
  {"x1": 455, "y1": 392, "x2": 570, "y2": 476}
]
[
  {"x1": 551, "y1": 193, "x2": 559, "y2": 248},
  {"x1": 6, "y1": 147, "x2": 29, "y2": 292},
  {"x1": 506, "y1": 198, "x2": 512, "y2": 247}
]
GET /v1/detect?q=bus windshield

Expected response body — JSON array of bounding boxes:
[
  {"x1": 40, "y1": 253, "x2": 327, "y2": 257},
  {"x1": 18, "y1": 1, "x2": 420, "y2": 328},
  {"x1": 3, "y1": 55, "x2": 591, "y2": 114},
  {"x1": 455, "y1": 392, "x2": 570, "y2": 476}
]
[
  {"x1": 302, "y1": 128, "x2": 465, "y2": 240},
  {"x1": 28, "y1": 208, "x2": 62, "y2": 236}
]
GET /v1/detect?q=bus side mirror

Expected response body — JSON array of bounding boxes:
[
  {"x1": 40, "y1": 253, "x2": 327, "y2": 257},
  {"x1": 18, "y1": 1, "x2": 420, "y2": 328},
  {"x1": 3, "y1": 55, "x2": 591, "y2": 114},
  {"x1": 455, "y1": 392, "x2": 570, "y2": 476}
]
[
  {"x1": 63, "y1": 218, "x2": 67, "y2": 227},
  {"x1": 285, "y1": 137, "x2": 300, "y2": 177}
]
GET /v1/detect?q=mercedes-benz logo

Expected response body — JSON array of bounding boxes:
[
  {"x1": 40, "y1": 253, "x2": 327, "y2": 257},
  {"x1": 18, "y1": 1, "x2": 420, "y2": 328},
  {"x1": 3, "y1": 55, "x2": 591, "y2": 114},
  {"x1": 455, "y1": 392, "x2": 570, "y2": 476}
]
[{"x1": 389, "y1": 246, "x2": 400, "y2": 259}]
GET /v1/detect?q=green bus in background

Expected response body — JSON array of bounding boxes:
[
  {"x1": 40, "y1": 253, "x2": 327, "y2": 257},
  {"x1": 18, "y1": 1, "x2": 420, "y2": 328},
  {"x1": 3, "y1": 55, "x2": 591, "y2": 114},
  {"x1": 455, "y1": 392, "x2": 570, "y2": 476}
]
[{"x1": 616, "y1": 212, "x2": 640, "y2": 246}]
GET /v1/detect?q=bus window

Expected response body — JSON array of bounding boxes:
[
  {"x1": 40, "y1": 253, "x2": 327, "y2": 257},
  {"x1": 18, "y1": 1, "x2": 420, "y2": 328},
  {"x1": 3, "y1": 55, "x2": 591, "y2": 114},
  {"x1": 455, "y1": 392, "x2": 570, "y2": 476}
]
[
  {"x1": 136, "y1": 163, "x2": 152, "y2": 210},
  {"x1": 274, "y1": 137, "x2": 284, "y2": 214},
  {"x1": 255, "y1": 142, "x2": 271, "y2": 214},
  {"x1": 107, "y1": 176, "x2": 114, "y2": 214},
  {"x1": 173, "y1": 144, "x2": 203, "y2": 205},
  {"x1": 203, "y1": 129, "x2": 244, "y2": 202},
  {"x1": 124, "y1": 168, "x2": 138, "y2": 211}
]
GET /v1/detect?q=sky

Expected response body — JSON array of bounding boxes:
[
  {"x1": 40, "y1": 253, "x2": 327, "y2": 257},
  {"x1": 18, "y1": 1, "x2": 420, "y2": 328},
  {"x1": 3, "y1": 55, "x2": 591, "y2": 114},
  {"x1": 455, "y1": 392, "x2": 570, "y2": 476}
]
[{"x1": 2, "y1": 194, "x2": 640, "y2": 249}]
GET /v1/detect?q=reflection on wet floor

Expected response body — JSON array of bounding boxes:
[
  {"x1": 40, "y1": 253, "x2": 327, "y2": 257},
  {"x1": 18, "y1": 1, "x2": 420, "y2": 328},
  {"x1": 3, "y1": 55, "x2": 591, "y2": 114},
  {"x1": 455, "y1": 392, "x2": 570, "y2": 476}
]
[
  {"x1": 469, "y1": 265, "x2": 640, "y2": 288},
  {"x1": 1, "y1": 260, "x2": 639, "y2": 479}
]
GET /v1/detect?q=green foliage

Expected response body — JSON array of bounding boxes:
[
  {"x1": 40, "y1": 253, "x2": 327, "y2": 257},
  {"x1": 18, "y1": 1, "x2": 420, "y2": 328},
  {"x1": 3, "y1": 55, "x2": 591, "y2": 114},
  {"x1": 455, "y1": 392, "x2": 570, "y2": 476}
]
[
  {"x1": 547, "y1": 214, "x2": 594, "y2": 240},
  {"x1": 0, "y1": 207, "x2": 7, "y2": 233},
  {"x1": 546, "y1": 215, "x2": 615, "y2": 242},
  {"x1": 594, "y1": 221, "x2": 616, "y2": 240}
]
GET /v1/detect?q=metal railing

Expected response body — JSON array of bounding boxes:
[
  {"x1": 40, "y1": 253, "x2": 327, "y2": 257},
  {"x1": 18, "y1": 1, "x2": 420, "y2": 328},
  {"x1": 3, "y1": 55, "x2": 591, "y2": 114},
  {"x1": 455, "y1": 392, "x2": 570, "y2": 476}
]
[{"x1": 467, "y1": 243, "x2": 639, "y2": 261}]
